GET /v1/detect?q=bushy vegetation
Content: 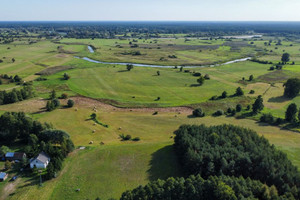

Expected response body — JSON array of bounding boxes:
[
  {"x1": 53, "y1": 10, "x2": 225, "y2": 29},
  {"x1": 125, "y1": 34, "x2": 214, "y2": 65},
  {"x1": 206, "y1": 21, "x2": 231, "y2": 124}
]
[
  {"x1": 120, "y1": 174, "x2": 288, "y2": 200},
  {"x1": 192, "y1": 108, "x2": 205, "y2": 117},
  {"x1": 0, "y1": 86, "x2": 33, "y2": 105},
  {"x1": 174, "y1": 124, "x2": 300, "y2": 197},
  {"x1": 284, "y1": 78, "x2": 300, "y2": 98},
  {"x1": 0, "y1": 112, "x2": 74, "y2": 180}
]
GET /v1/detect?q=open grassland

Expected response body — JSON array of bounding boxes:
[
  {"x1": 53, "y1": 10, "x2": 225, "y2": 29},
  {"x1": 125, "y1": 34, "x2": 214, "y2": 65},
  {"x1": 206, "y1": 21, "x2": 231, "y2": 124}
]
[
  {"x1": 1, "y1": 99, "x2": 300, "y2": 199},
  {"x1": 35, "y1": 59, "x2": 273, "y2": 107},
  {"x1": 1, "y1": 36, "x2": 300, "y2": 199},
  {"x1": 59, "y1": 38, "x2": 257, "y2": 66}
]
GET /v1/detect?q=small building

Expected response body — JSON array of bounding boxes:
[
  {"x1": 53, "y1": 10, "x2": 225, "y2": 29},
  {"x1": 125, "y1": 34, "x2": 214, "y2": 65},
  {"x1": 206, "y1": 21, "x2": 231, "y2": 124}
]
[
  {"x1": 5, "y1": 152, "x2": 27, "y2": 161},
  {"x1": 30, "y1": 152, "x2": 50, "y2": 169},
  {"x1": 0, "y1": 172, "x2": 8, "y2": 182}
]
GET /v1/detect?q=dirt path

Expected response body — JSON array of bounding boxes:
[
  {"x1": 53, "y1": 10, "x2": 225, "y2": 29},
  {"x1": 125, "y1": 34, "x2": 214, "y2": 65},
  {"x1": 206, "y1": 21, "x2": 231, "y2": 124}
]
[
  {"x1": 68, "y1": 96, "x2": 194, "y2": 114},
  {"x1": 0, "y1": 179, "x2": 21, "y2": 200}
]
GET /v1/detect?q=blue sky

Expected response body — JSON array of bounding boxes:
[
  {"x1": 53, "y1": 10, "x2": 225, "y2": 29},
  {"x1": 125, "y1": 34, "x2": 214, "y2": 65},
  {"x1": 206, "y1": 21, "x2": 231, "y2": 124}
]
[{"x1": 1, "y1": 0, "x2": 300, "y2": 21}]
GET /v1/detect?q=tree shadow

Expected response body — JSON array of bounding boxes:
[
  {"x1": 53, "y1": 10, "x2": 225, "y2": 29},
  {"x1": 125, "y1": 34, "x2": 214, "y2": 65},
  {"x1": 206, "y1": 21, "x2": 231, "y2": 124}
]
[
  {"x1": 235, "y1": 112, "x2": 254, "y2": 119},
  {"x1": 190, "y1": 84, "x2": 201, "y2": 87},
  {"x1": 147, "y1": 145, "x2": 182, "y2": 181},
  {"x1": 268, "y1": 96, "x2": 290, "y2": 103},
  {"x1": 118, "y1": 70, "x2": 129, "y2": 72}
]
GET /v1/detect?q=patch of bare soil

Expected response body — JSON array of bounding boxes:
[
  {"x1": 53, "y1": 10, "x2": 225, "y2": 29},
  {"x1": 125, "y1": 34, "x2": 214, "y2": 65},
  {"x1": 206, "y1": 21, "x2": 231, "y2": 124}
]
[
  {"x1": 66, "y1": 96, "x2": 194, "y2": 114},
  {"x1": 0, "y1": 179, "x2": 21, "y2": 200}
]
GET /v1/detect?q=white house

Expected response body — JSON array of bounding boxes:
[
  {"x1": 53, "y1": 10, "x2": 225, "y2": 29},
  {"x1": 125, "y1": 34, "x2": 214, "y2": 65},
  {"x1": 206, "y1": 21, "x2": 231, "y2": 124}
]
[{"x1": 30, "y1": 152, "x2": 50, "y2": 169}]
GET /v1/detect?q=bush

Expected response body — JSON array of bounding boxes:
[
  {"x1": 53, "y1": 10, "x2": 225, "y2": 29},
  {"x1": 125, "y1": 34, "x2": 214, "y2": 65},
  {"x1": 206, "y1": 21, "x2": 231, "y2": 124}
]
[
  {"x1": 221, "y1": 91, "x2": 227, "y2": 98},
  {"x1": 260, "y1": 113, "x2": 275, "y2": 124},
  {"x1": 227, "y1": 108, "x2": 232, "y2": 114},
  {"x1": 249, "y1": 90, "x2": 255, "y2": 94},
  {"x1": 235, "y1": 87, "x2": 244, "y2": 96},
  {"x1": 204, "y1": 74, "x2": 210, "y2": 80},
  {"x1": 274, "y1": 118, "x2": 284, "y2": 125},
  {"x1": 132, "y1": 137, "x2": 140, "y2": 141},
  {"x1": 214, "y1": 110, "x2": 224, "y2": 116},
  {"x1": 197, "y1": 76, "x2": 205, "y2": 86},
  {"x1": 67, "y1": 99, "x2": 74, "y2": 108},
  {"x1": 60, "y1": 93, "x2": 68, "y2": 99},
  {"x1": 269, "y1": 66, "x2": 275, "y2": 70},
  {"x1": 210, "y1": 95, "x2": 218, "y2": 100},
  {"x1": 120, "y1": 134, "x2": 132, "y2": 141},
  {"x1": 193, "y1": 108, "x2": 205, "y2": 117},
  {"x1": 193, "y1": 72, "x2": 202, "y2": 77},
  {"x1": 236, "y1": 104, "x2": 242, "y2": 112}
]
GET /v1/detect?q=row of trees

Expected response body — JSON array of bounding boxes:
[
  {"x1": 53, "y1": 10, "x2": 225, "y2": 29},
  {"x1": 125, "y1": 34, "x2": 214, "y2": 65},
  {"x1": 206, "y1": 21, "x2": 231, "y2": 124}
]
[
  {"x1": 0, "y1": 86, "x2": 33, "y2": 105},
  {"x1": 174, "y1": 124, "x2": 300, "y2": 197}
]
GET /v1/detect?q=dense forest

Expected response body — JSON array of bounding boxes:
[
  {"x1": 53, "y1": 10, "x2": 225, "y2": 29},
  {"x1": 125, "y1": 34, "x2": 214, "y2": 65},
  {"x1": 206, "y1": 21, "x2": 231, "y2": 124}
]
[
  {"x1": 120, "y1": 124, "x2": 300, "y2": 199},
  {"x1": 174, "y1": 124, "x2": 300, "y2": 197},
  {"x1": 120, "y1": 175, "x2": 290, "y2": 200}
]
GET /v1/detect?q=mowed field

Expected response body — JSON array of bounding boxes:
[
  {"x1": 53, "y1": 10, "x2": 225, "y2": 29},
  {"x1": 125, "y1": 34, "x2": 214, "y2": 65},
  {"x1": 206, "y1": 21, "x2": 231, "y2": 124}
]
[{"x1": 1, "y1": 36, "x2": 300, "y2": 199}]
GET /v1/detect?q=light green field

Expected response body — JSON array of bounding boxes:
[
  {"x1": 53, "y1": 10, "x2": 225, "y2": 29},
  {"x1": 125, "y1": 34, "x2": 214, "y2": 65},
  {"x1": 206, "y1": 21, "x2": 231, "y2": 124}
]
[
  {"x1": 59, "y1": 38, "x2": 257, "y2": 66},
  {"x1": 1, "y1": 36, "x2": 300, "y2": 199},
  {"x1": 1, "y1": 102, "x2": 299, "y2": 200}
]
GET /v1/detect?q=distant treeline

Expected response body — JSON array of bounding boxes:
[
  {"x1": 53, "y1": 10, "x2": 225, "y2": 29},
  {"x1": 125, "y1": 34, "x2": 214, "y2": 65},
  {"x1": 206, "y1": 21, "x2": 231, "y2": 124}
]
[{"x1": 1, "y1": 22, "x2": 300, "y2": 39}]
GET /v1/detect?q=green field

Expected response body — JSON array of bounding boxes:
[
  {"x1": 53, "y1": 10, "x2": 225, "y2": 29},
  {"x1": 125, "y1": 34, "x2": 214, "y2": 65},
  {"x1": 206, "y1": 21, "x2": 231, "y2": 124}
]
[{"x1": 1, "y1": 35, "x2": 300, "y2": 199}]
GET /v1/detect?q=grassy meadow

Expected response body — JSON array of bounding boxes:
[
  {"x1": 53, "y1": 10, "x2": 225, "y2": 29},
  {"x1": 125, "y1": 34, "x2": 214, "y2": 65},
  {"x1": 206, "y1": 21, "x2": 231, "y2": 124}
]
[{"x1": 1, "y1": 35, "x2": 300, "y2": 199}]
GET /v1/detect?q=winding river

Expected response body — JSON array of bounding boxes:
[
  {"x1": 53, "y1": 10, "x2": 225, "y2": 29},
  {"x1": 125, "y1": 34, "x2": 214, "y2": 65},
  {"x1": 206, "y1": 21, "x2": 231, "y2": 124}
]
[{"x1": 80, "y1": 45, "x2": 251, "y2": 68}]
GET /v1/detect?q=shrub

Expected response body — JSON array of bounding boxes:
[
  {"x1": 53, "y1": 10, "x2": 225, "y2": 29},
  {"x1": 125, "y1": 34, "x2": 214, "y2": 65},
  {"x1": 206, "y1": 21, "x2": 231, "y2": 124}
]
[
  {"x1": 132, "y1": 137, "x2": 140, "y2": 141},
  {"x1": 214, "y1": 110, "x2": 224, "y2": 116},
  {"x1": 120, "y1": 134, "x2": 132, "y2": 141},
  {"x1": 236, "y1": 104, "x2": 242, "y2": 112},
  {"x1": 67, "y1": 99, "x2": 74, "y2": 108},
  {"x1": 260, "y1": 113, "x2": 275, "y2": 124},
  {"x1": 249, "y1": 90, "x2": 255, "y2": 94},
  {"x1": 192, "y1": 108, "x2": 205, "y2": 117},
  {"x1": 227, "y1": 108, "x2": 232, "y2": 114},
  {"x1": 246, "y1": 105, "x2": 251, "y2": 110},
  {"x1": 269, "y1": 66, "x2": 275, "y2": 71},
  {"x1": 274, "y1": 118, "x2": 284, "y2": 125},
  {"x1": 235, "y1": 87, "x2": 244, "y2": 96},
  {"x1": 193, "y1": 72, "x2": 202, "y2": 77},
  {"x1": 60, "y1": 93, "x2": 68, "y2": 99},
  {"x1": 63, "y1": 73, "x2": 70, "y2": 80},
  {"x1": 204, "y1": 74, "x2": 210, "y2": 80},
  {"x1": 210, "y1": 95, "x2": 218, "y2": 100},
  {"x1": 221, "y1": 91, "x2": 227, "y2": 98},
  {"x1": 197, "y1": 76, "x2": 205, "y2": 86}
]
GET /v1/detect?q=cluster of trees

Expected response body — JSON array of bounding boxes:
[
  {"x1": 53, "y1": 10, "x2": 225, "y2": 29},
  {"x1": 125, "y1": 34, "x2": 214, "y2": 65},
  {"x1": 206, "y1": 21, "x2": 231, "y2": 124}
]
[
  {"x1": 251, "y1": 58, "x2": 273, "y2": 65},
  {"x1": 174, "y1": 124, "x2": 300, "y2": 197},
  {"x1": 121, "y1": 175, "x2": 290, "y2": 200},
  {"x1": 0, "y1": 74, "x2": 22, "y2": 84},
  {"x1": 0, "y1": 112, "x2": 74, "y2": 180},
  {"x1": 284, "y1": 78, "x2": 300, "y2": 98},
  {"x1": 0, "y1": 86, "x2": 33, "y2": 105},
  {"x1": 211, "y1": 87, "x2": 244, "y2": 101}
]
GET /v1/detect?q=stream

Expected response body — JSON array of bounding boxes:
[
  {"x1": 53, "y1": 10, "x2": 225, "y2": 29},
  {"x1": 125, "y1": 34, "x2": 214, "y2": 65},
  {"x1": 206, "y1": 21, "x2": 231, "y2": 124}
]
[{"x1": 80, "y1": 45, "x2": 251, "y2": 68}]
